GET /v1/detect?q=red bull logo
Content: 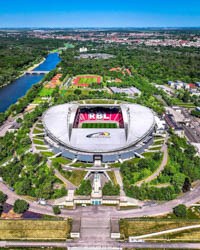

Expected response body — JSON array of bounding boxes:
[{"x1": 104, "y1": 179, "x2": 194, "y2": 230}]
[{"x1": 86, "y1": 132, "x2": 110, "y2": 138}]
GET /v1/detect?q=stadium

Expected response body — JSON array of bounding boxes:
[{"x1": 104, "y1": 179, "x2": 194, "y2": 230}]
[{"x1": 42, "y1": 102, "x2": 156, "y2": 163}]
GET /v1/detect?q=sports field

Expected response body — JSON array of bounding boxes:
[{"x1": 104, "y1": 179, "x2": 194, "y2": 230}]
[
  {"x1": 73, "y1": 75, "x2": 102, "y2": 87},
  {"x1": 82, "y1": 123, "x2": 117, "y2": 128},
  {"x1": 0, "y1": 220, "x2": 70, "y2": 240}
]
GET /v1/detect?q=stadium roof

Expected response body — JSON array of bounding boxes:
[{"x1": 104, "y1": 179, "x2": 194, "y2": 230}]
[{"x1": 43, "y1": 103, "x2": 155, "y2": 153}]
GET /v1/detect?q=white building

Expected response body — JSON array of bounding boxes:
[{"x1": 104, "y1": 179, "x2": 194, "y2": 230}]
[
  {"x1": 155, "y1": 116, "x2": 166, "y2": 133},
  {"x1": 79, "y1": 47, "x2": 88, "y2": 53}
]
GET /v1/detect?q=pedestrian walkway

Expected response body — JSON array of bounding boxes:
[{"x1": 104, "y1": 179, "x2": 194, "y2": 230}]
[
  {"x1": 80, "y1": 216, "x2": 111, "y2": 242},
  {"x1": 114, "y1": 170, "x2": 125, "y2": 196},
  {"x1": 129, "y1": 224, "x2": 200, "y2": 241}
]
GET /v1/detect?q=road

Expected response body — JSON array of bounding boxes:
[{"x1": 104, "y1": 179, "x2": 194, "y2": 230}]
[
  {"x1": 0, "y1": 114, "x2": 23, "y2": 137},
  {"x1": 1, "y1": 179, "x2": 200, "y2": 219},
  {"x1": 1, "y1": 240, "x2": 200, "y2": 249}
]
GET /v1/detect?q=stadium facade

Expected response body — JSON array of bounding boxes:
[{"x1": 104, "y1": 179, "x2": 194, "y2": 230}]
[{"x1": 42, "y1": 103, "x2": 156, "y2": 163}]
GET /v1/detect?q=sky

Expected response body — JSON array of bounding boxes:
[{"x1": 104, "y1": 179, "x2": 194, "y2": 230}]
[{"x1": 0, "y1": 0, "x2": 200, "y2": 28}]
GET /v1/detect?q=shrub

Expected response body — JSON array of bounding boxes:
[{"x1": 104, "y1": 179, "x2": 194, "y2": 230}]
[
  {"x1": 13, "y1": 199, "x2": 29, "y2": 214},
  {"x1": 53, "y1": 205, "x2": 61, "y2": 215},
  {"x1": 0, "y1": 191, "x2": 7, "y2": 204},
  {"x1": 173, "y1": 204, "x2": 187, "y2": 218}
]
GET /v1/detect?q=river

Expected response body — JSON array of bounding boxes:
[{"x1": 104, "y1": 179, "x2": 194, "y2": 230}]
[{"x1": 0, "y1": 53, "x2": 61, "y2": 113}]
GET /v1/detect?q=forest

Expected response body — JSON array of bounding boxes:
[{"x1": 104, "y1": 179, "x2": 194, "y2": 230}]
[
  {"x1": 60, "y1": 44, "x2": 200, "y2": 85},
  {"x1": 122, "y1": 133, "x2": 199, "y2": 201},
  {"x1": 0, "y1": 36, "x2": 64, "y2": 88}
]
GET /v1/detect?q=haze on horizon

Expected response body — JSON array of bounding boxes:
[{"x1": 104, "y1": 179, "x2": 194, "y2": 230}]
[{"x1": 0, "y1": 0, "x2": 200, "y2": 28}]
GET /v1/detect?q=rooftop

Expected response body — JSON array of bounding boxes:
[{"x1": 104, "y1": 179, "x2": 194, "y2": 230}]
[{"x1": 43, "y1": 103, "x2": 155, "y2": 153}]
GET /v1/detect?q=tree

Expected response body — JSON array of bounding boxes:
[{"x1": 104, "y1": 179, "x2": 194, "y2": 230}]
[
  {"x1": 173, "y1": 204, "x2": 187, "y2": 218},
  {"x1": 13, "y1": 199, "x2": 29, "y2": 214},
  {"x1": 0, "y1": 205, "x2": 3, "y2": 216},
  {"x1": 16, "y1": 118, "x2": 23, "y2": 123},
  {"x1": 171, "y1": 173, "x2": 186, "y2": 189},
  {"x1": 53, "y1": 205, "x2": 61, "y2": 215},
  {"x1": 75, "y1": 180, "x2": 92, "y2": 196},
  {"x1": 0, "y1": 191, "x2": 7, "y2": 204},
  {"x1": 102, "y1": 181, "x2": 120, "y2": 196},
  {"x1": 182, "y1": 177, "x2": 191, "y2": 193},
  {"x1": 74, "y1": 89, "x2": 82, "y2": 95}
]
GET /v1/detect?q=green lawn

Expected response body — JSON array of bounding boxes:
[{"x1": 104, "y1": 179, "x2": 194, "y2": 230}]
[
  {"x1": 82, "y1": 123, "x2": 117, "y2": 128},
  {"x1": 85, "y1": 99, "x2": 115, "y2": 104},
  {"x1": 40, "y1": 152, "x2": 55, "y2": 157},
  {"x1": 149, "y1": 146, "x2": 162, "y2": 151},
  {"x1": 33, "y1": 135, "x2": 44, "y2": 140},
  {"x1": 172, "y1": 98, "x2": 196, "y2": 108},
  {"x1": 142, "y1": 152, "x2": 155, "y2": 157},
  {"x1": 32, "y1": 97, "x2": 47, "y2": 104},
  {"x1": 32, "y1": 128, "x2": 43, "y2": 134},
  {"x1": 71, "y1": 162, "x2": 92, "y2": 168},
  {"x1": 35, "y1": 146, "x2": 49, "y2": 150},
  {"x1": 36, "y1": 124, "x2": 44, "y2": 129},
  {"x1": 62, "y1": 170, "x2": 87, "y2": 186},
  {"x1": 152, "y1": 140, "x2": 164, "y2": 146},
  {"x1": 33, "y1": 139, "x2": 45, "y2": 145},
  {"x1": 110, "y1": 157, "x2": 141, "y2": 168},
  {"x1": 78, "y1": 77, "x2": 98, "y2": 84},
  {"x1": 51, "y1": 157, "x2": 71, "y2": 165},
  {"x1": 39, "y1": 88, "x2": 55, "y2": 97}
]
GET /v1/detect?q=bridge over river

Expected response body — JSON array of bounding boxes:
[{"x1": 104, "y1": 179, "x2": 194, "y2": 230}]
[{"x1": 25, "y1": 70, "x2": 50, "y2": 75}]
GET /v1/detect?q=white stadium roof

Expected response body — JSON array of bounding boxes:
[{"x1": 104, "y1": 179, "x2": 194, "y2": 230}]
[{"x1": 42, "y1": 103, "x2": 155, "y2": 153}]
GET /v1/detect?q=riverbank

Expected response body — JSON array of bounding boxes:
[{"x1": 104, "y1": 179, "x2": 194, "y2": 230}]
[
  {"x1": 0, "y1": 53, "x2": 61, "y2": 113},
  {"x1": 0, "y1": 57, "x2": 46, "y2": 89}
]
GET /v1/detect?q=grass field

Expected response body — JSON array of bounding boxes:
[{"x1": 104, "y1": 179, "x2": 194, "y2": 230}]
[
  {"x1": 78, "y1": 77, "x2": 98, "y2": 84},
  {"x1": 152, "y1": 140, "x2": 165, "y2": 146},
  {"x1": 51, "y1": 157, "x2": 71, "y2": 165},
  {"x1": 0, "y1": 220, "x2": 70, "y2": 240},
  {"x1": 32, "y1": 128, "x2": 43, "y2": 134},
  {"x1": 82, "y1": 123, "x2": 117, "y2": 129},
  {"x1": 33, "y1": 139, "x2": 45, "y2": 145},
  {"x1": 62, "y1": 170, "x2": 87, "y2": 186},
  {"x1": 85, "y1": 99, "x2": 115, "y2": 104},
  {"x1": 35, "y1": 146, "x2": 49, "y2": 150},
  {"x1": 172, "y1": 98, "x2": 196, "y2": 108},
  {"x1": 120, "y1": 219, "x2": 200, "y2": 240},
  {"x1": 32, "y1": 97, "x2": 47, "y2": 104},
  {"x1": 36, "y1": 124, "x2": 44, "y2": 129},
  {"x1": 71, "y1": 162, "x2": 92, "y2": 168},
  {"x1": 41, "y1": 152, "x2": 55, "y2": 157},
  {"x1": 39, "y1": 88, "x2": 55, "y2": 97},
  {"x1": 110, "y1": 157, "x2": 141, "y2": 168}
]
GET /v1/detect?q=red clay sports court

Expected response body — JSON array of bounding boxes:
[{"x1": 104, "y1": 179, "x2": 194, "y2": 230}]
[{"x1": 73, "y1": 75, "x2": 101, "y2": 86}]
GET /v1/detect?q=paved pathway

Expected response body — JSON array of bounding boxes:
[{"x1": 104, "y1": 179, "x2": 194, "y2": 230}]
[
  {"x1": 47, "y1": 160, "x2": 77, "y2": 190},
  {"x1": 54, "y1": 169, "x2": 77, "y2": 190},
  {"x1": 137, "y1": 133, "x2": 168, "y2": 187},
  {"x1": 129, "y1": 224, "x2": 200, "y2": 240},
  {"x1": 114, "y1": 169, "x2": 126, "y2": 196},
  {"x1": 81, "y1": 214, "x2": 111, "y2": 242}
]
